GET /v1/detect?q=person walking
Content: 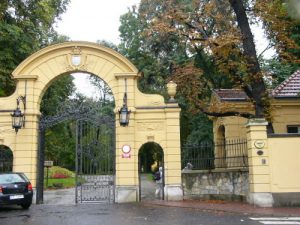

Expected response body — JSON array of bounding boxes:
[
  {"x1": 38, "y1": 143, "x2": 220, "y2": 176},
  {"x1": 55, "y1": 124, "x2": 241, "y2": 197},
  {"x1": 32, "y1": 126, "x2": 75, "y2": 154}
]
[{"x1": 154, "y1": 166, "x2": 163, "y2": 199}]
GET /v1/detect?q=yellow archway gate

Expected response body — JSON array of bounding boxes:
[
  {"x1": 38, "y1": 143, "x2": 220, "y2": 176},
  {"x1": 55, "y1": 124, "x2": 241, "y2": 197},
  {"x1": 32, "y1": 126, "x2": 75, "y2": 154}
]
[{"x1": 0, "y1": 41, "x2": 183, "y2": 202}]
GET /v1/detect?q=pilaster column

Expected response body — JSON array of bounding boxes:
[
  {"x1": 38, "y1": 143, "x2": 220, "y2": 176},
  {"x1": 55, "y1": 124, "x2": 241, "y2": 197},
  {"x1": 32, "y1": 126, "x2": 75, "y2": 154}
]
[
  {"x1": 164, "y1": 103, "x2": 183, "y2": 201},
  {"x1": 246, "y1": 118, "x2": 273, "y2": 207}
]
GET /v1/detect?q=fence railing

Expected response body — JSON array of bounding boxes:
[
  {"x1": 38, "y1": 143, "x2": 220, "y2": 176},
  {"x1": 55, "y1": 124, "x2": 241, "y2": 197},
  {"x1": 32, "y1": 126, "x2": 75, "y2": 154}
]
[{"x1": 181, "y1": 139, "x2": 248, "y2": 170}]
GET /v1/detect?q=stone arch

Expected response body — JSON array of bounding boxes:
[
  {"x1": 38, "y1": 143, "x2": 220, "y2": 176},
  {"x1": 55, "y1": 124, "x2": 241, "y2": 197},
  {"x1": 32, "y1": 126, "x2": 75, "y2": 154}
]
[
  {"x1": 138, "y1": 141, "x2": 164, "y2": 173},
  {"x1": 0, "y1": 41, "x2": 182, "y2": 203},
  {"x1": 12, "y1": 41, "x2": 137, "y2": 108}
]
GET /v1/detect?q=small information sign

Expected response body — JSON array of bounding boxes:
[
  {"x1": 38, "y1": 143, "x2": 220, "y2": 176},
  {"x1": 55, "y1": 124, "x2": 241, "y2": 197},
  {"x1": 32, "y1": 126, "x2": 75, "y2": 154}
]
[{"x1": 44, "y1": 161, "x2": 53, "y2": 167}]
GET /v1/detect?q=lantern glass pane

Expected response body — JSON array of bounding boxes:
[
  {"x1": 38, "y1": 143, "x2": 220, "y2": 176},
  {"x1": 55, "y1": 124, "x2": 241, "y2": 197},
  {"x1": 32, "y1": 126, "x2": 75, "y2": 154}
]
[{"x1": 120, "y1": 112, "x2": 127, "y2": 123}]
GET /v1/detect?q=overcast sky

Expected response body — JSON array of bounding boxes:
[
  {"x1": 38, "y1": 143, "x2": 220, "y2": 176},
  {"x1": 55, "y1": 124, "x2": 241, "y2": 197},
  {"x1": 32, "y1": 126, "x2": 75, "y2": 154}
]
[
  {"x1": 55, "y1": 0, "x2": 140, "y2": 44},
  {"x1": 54, "y1": 0, "x2": 140, "y2": 99}
]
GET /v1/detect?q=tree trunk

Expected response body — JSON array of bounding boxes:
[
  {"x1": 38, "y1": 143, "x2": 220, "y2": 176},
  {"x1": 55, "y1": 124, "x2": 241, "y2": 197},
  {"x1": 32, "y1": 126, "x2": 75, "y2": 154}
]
[{"x1": 229, "y1": 0, "x2": 267, "y2": 118}]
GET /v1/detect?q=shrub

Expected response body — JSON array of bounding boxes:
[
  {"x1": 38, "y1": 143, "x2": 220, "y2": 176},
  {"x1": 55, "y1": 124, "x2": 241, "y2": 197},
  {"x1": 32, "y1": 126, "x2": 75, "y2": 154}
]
[
  {"x1": 52, "y1": 173, "x2": 68, "y2": 179},
  {"x1": 45, "y1": 166, "x2": 74, "y2": 179}
]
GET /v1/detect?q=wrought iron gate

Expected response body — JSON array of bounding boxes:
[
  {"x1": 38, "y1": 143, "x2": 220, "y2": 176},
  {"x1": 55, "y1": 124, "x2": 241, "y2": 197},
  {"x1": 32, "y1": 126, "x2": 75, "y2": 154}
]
[
  {"x1": 36, "y1": 101, "x2": 115, "y2": 204},
  {"x1": 75, "y1": 118, "x2": 115, "y2": 203}
]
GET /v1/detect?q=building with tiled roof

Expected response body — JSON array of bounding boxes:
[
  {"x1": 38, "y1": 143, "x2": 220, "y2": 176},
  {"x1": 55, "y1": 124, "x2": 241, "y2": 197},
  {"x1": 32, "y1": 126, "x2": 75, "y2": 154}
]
[
  {"x1": 272, "y1": 69, "x2": 300, "y2": 98},
  {"x1": 210, "y1": 69, "x2": 300, "y2": 142}
]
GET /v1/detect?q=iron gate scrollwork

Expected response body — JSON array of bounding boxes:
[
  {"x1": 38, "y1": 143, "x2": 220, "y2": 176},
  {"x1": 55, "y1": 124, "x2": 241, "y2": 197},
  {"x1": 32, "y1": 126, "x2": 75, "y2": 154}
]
[
  {"x1": 76, "y1": 116, "x2": 115, "y2": 203},
  {"x1": 37, "y1": 100, "x2": 115, "y2": 204}
]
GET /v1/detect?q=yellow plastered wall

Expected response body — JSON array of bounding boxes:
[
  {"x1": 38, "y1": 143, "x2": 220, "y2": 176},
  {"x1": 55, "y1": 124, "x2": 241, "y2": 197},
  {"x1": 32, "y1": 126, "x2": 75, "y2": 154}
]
[
  {"x1": 213, "y1": 116, "x2": 248, "y2": 141},
  {"x1": 271, "y1": 99, "x2": 300, "y2": 133},
  {"x1": 268, "y1": 136, "x2": 300, "y2": 192},
  {"x1": 0, "y1": 42, "x2": 182, "y2": 191},
  {"x1": 212, "y1": 99, "x2": 300, "y2": 139}
]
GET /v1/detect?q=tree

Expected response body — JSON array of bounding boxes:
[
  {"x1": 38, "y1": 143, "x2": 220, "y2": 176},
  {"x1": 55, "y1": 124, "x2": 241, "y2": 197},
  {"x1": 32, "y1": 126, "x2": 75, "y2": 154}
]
[
  {"x1": 118, "y1": 3, "x2": 221, "y2": 144},
  {"x1": 119, "y1": 5, "x2": 191, "y2": 95},
  {"x1": 255, "y1": 0, "x2": 300, "y2": 64},
  {"x1": 0, "y1": 0, "x2": 70, "y2": 96},
  {"x1": 138, "y1": 0, "x2": 299, "y2": 119},
  {"x1": 256, "y1": 0, "x2": 300, "y2": 87},
  {"x1": 40, "y1": 75, "x2": 75, "y2": 116}
]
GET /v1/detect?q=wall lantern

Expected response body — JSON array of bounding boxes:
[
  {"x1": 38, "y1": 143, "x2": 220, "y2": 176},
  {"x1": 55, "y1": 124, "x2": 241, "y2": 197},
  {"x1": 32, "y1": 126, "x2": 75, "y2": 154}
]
[
  {"x1": 0, "y1": 95, "x2": 26, "y2": 133},
  {"x1": 11, "y1": 96, "x2": 26, "y2": 133},
  {"x1": 119, "y1": 78, "x2": 130, "y2": 127}
]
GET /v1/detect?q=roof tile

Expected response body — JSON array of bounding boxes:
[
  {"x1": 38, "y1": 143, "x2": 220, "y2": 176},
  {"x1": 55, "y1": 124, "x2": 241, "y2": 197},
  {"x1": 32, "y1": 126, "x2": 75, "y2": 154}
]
[{"x1": 272, "y1": 69, "x2": 300, "y2": 97}]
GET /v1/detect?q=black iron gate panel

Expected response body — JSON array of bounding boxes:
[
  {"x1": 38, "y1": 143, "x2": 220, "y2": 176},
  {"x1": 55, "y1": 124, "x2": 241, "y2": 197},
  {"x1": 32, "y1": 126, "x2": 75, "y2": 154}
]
[
  {"x1": 76, "y1": 118, "x2": 115, "y2": 203},
  {"x1": 0, "y1": 147, "x2": 13, "y2": 172}
]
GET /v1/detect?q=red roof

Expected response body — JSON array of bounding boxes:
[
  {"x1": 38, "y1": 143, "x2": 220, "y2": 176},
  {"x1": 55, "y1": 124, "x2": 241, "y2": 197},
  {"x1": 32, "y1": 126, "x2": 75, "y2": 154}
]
[
  {"x1": 214, "y1": 69, "x2": 300, "y2": 100},
  {"x1": 272, "y1": 69, "x2": 300, "y2": 98}
]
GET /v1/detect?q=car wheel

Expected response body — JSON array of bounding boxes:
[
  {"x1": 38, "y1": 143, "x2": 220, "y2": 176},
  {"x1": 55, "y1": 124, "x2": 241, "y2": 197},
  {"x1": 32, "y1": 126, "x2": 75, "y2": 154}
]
[{"x1": 20, "y1": 203, "x2": 31, "y2": 209}]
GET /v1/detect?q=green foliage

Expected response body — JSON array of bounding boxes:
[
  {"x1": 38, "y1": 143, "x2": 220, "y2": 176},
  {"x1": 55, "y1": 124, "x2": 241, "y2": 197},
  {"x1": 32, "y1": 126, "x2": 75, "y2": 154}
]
[
  {"x1": 40, "y1": 75, "x2": 75, "y2": 116},
  {"x1": 45, "y1": 166, "x2": 74, "y2": 179},
  {"x1": 118, "y1": 5, "x2": 189, "y2": 95},
  {"x1": 185, "y1": 114, "x2": 213, "y2": 145},
  {"x1": 45, "y1": 121, "x2": 76, "y2": 170},
  {"x1": 0, "y1": 145, "x2": 13, "y2": 172},
  {"x1": 139, "y1": 142, "x2": 163, "y2": 173},
  {"x1": 119, "y1": 2, "x2": 220, "y2": 145},
  {"x1": 41, "y1": 74, "x2": 114, "y2": 172},
  {"x1": 0, "y1": 0, "x2": 70, "y2": 96},
  {"x1": 261, "y1": 58, "x2": 299, "y2": 88}
]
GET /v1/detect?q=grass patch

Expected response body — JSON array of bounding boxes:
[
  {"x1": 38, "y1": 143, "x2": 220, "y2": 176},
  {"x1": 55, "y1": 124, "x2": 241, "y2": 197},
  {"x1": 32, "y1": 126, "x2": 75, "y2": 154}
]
[{"x1": 44, "y1": 177, "x2": 75, "y2": 189}]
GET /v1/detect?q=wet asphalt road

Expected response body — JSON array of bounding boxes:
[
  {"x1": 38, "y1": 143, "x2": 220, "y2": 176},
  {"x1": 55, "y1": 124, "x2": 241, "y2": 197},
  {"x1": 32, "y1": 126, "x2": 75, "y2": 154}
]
[
  {"x1": 0, "y1": 203, "x2": 261, "y2": 225},
  {"x1": 0, "y1": 175, "x2": 264, "y2": 225}
]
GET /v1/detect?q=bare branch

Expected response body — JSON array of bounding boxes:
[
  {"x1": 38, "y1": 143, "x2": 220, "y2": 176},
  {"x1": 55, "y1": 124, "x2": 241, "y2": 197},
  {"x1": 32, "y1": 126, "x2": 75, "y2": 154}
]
[{"x1": 258, "y1": 42, "x2": 273, "y2": 60}]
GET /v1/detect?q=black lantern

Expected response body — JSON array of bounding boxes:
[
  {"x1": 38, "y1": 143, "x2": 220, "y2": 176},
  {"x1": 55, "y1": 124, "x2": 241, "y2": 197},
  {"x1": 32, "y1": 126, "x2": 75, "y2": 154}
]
[
  {"x1": 11, "y1": 107, "x2": 25, "y2": 133},
  {"x1": 119, "y1": 92, "x2": 130, "y2": 126},
  {"x1": 11, "y1": 95, "x2": 26, "y2": 133}
]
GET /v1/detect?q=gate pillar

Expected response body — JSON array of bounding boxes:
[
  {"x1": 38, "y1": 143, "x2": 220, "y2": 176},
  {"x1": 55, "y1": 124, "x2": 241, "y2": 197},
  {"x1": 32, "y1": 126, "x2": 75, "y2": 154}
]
[
  {"x1": 0, "y1": 76, "x2": 40, "y2": 187},
  {"x1": 114, "y1": 73, "x2": 183, "y2": 202},
  {"x1": 164, "y1": 102, "x2": 183, "y2": 201},
  {"x1": 246, "y1": 118, "x2": 273, "y2": 207}
]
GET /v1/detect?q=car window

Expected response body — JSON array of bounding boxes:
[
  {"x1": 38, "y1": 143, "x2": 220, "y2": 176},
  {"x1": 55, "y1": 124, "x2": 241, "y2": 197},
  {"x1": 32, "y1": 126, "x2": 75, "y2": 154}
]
[
  {"x1": 0, "y1": 174, "x2": 25, "y2": 184},
  {"x1": 18, "y1": 173, "x2": 30, "y2": 182}
]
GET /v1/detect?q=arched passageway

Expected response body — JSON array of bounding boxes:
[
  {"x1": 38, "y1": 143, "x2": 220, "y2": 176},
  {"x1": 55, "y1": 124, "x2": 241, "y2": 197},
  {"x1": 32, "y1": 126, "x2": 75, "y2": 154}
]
[{"x1": 138, "y1": 142, "x2": 164, "y2": 201}]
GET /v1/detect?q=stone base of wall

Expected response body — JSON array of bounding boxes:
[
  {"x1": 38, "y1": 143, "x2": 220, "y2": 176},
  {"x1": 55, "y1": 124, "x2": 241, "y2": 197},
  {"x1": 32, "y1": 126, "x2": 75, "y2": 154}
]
[
  {"x1": 182, "y1": 169, "x2": 249, "y2": 202},
  {"x1": 273, "y1": 193, "x2": 300, "y2": 207},
  {"x1": 115, "y1": 185, "x2": 138, "y2": 203},
  {"x1": 185, "y1": 194, "x2": 247, "y2": 202},
  {"x1": 164, "y1": 185, "x2": 183, "y2": 201},
  {"x1": 247, "y1": 192, "x2": 274, "y2": 207}
]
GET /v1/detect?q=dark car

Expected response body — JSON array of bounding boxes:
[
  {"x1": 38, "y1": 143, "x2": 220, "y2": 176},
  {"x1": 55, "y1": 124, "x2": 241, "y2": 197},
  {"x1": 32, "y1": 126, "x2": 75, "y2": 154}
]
[{"x1": 0, "y1": 172, "x2": 33, "y2": 209}]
